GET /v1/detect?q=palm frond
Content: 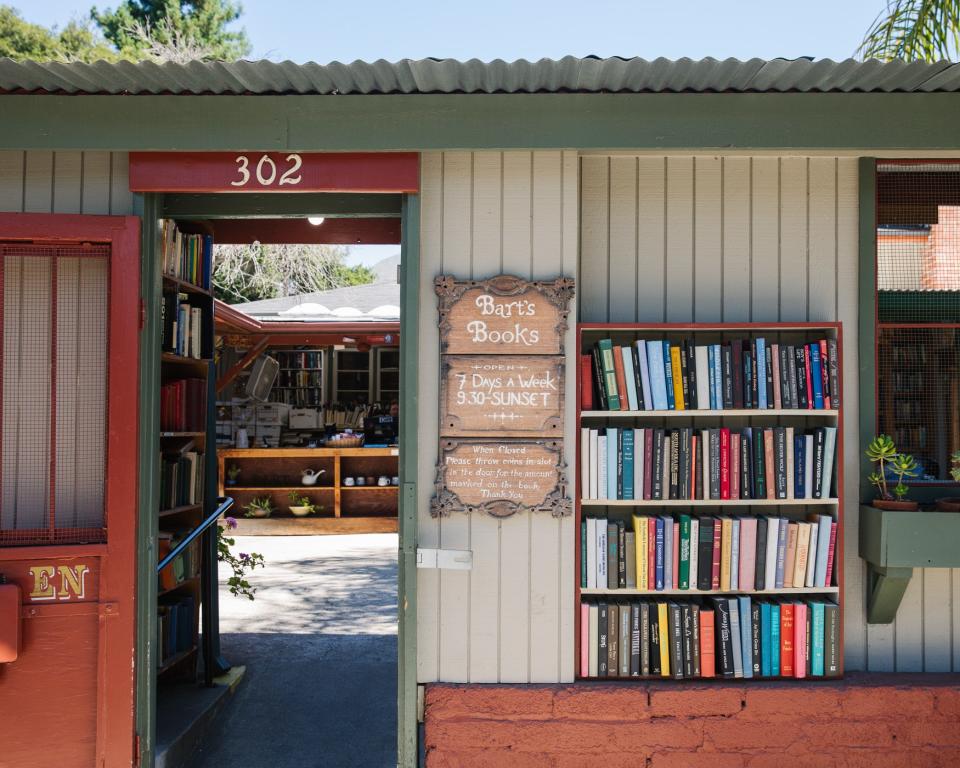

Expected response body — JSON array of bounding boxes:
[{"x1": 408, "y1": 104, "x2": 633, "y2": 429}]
[{"x1": 857, "y1": 0, "x2": 960, "y2": 61}]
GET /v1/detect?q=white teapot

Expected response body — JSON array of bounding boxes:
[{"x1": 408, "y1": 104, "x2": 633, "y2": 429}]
[{"x1": 301, "y1": 468, "x2": 326, "y2": 486}]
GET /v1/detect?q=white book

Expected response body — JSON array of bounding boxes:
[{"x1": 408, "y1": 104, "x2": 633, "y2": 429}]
[
  {"x1": 729, "y1": 598, "x2": 744, "y2": 679},
  {"x1": 694, "y1": 346, "x2": 711, "y2": 410},
  {"x1": 581, "y1": 428, "x2": 591, "y2": 500},
  {"x1": 662, "y1": 515, "x2": 674, "y2": 590},
  {"x1": 814, "y1": 513, "x2": 833, "y2": 587},
  {"x1": 805, "y1": 522, "x2": 819, "y2": 588},
  {"x1": 589, "y1": 429, "x2": 599, "y2": 499},
  {"x1": 785, "y1": 426, "x2": 795, "y2": 499},
  {"x1": 596, "y1": 519, "x2": 608, "y2": 587},
  {"x1": 588, "y1": 604, "x2": 599, "y2": 676},
  {"x1": 634, "y1": 429, "x2": 645, "y2": 500},
  {"x1": 607, "y1": 428, "x2": 619, "y2": 500},
  {"x1": 764, "y1": 517, "x2": 780, "y2": 590},
  {"x1": 821, "y1": 426, "x2": 838, "y2": 498},
  {"x1": 804, "y1": 434, "x2": 814, "y2": 499},
  {"x1": 586, "y1": 517, "x2": 598, "y2": 589},
  {"x1": 598, "y1": 436, "x2": 608, "y2": 501},
  {"x1": 635, "y1": 341, "x2": 653, "y2": 411},
  {"x1": 689, "y1": 518, "x2": 699, "y2": 590},
  {"x1": 730, "y1": 518, "x2": 741, "y2": 590},
  {"x1": 621, "y1": 346, "x2": 639, "y2": 411}
]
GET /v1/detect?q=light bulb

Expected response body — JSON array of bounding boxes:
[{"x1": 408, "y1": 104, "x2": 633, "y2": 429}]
[{"x1": 308, "y1": 216, "x2": 325, "y2": 226}]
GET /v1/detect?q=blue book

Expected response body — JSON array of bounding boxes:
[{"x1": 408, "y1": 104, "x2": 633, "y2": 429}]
[
  {"x1": 809, "y1": 343, "x2": 824, "y2": 409},
  {"x1": 755, "y1": 338, "x2": 768, "y2": 409},
  {"x1": 794, "y1": 435, "x2": 806, "y2": 498},
  {"x1": 760, "y1": 602, "x2": 772, "y2": 677},
  {"x1": 622, "y1": 428, "x2": 635, "y2": 500},
  {"x1": 738, "y1": 596, "x2": 754, "y2": 679},
  {"x1": 770, "y1": 604, "x2": 781, "y2": 676},
  {"x1": 607, "y1": 427, "x2": 619, "y2": 500},
  {"x1": 654, "y1": 517, "x2": 665, "y2": 590},
  {"x1": 646, "y1": 341, "x2": 669, "y2": 410},
  {"x1": 662, "y1": 341, "x2": 676, "y2": 410},
  {"x1": 712, "y1": 344, "x2": 723, "y2": 409},
  {"x1": 811, "y1": 602, "x2": 825, "y2": 676},
  {"x1": 707, "y1": 345, "x2": 717, "y2": 409},
  {"x1": 636, "y1": 341, "x2": 653, "y2": 411}
]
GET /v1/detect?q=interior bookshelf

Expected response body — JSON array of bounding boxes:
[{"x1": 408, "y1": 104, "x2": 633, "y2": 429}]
[
  {"x1": 575, "y1": 322, "x2": 844, "y2": 681},
  {"x1": 271, "y1": 348, "x2": 325, "y2": 407},
  {"x1": 157, "y1": 219, "x2": 216, "y2": 681}
]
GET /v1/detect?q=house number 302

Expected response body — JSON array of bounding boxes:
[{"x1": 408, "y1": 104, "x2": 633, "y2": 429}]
[{"x1": 231, "y1": 153, "x2": 303, "y2": 187}]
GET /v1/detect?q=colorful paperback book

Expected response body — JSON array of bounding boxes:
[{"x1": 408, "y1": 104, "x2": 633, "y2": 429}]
[
  {"x1": 670, "y1": 345, "x2": 685, "y2": 410},
  {"x1": 662, "y1": 515, "x2": 674, "y2": 590},
  {"x1": 679, "y1": 515, "x2": 692, "y2": 590},
  {"x1": 662, "y1": 342, "x2": 676, "y2": 411},
  {"x1": 760, "y1": 601, "x2": 772, "y2": 677},
  {"x1": 712, "y1": 344, "x2": 724, "y2": 411},
  {"x1": 755, "y1": 337, "x2": 768, "y2": 409},
  {"x1": 655, "y1": 518, "x2": 665, "y2": 590},
  {"x1": 738, "y1": 596, "x2": 753, "y2": 679},
  {"x1": 809, "y1": 343, "x2": 824, "y2": 409},
  {"x1": 811, "y1": 602, "x2": 825, "y2": 676},
  {"x1": 707, "y1": 345, "x2": 717, "y2": 409},
  {"x1": 770, "y1": 604, "x2": 781, "y2": 676},
  {"x1": 622, "y1": 428, "x2": 635, "y2": 500}
]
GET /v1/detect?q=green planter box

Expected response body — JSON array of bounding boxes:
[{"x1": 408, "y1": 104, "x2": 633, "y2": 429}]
[{"x1": 859, "y1": 505, "x2": 960, "y2": 623}]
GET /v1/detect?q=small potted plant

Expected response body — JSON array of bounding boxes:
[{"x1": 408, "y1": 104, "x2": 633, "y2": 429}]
[
  {"x1": 225, "y1": 465, "x2": 241, "y2": 487},
  {"x1": 288, "y1": 491, "x2": 317, "y2": 517},
  {"x1": 936, "y1": 450, "x2": 960, "y2": 512},
  {"x1": 866, "y1": 435, "x2": 919, "y2": 511},
  {"x1": 244, "y1": 496, "x2": 274, "y2": 518}
]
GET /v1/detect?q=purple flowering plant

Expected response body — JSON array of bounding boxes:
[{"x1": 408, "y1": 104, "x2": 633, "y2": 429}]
[{"x1": 217, "y1": 520, "x2": 265, "y2": 600}]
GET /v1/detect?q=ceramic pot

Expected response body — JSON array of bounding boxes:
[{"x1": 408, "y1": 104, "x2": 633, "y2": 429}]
[
  {"x1": 872, "y1": 499, "x2": 919, "y2": 511},
  {"x1": 247, "y1": 507, "x2": 271, "y2": 518},
  {"x1": 935, "y1": 497, "x2": 960, "y2": 512},
  {"x1": 289, "y1": 506, "x2": 313, "y2": 517}
]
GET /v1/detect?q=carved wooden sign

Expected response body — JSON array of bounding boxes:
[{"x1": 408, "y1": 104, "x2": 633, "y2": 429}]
[
  {"x1": 431, "y1": 439, "x2": 571, "y2": 518},
  {"x1": 440, "y1": 355, "x2": 564, "y2": 438},
  {"x1": 435, "y1": 274, "x2": 574, "y2": 355}
]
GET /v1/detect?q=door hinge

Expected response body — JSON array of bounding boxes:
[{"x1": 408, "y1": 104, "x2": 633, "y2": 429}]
[
  {"x1": 416, "y1": 548, "x2": 472, "y2": 570},
  {"x1": 139, "y1": 298, "x2": 146, "y2": 330}
]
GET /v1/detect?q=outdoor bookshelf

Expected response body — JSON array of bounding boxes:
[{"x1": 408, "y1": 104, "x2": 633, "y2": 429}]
[{"x1": 575, "y1": 322, "x2": 844, "y2": 681}]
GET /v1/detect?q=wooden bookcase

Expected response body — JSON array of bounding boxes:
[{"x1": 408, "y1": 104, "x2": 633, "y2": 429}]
[
  {"x1": 157, "y1": 221, "x2": 215, "y2": 680},
  {"x1": 271, "y1": 347, "x2": 325, "y2": 407},
  {"x1": 218, "y1": 447, "x2": 399, "y2": 534},
  {"x1": 575, "y1": 322, "x2": 844, "y2": 681}
]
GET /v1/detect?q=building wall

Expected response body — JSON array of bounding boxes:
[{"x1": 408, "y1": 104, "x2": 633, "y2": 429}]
[{"x1": 0, "y1": 151, "x2": 132, "y2": 215}]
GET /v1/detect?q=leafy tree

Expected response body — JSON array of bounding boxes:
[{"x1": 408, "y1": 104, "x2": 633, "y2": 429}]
[
  {"x1": 859, "y1": 0, "x2": 960, "y2": 61},
  {"x1": 213, "y1": 243, "x2": 377, "y2": 305},
  {"x1": 0, "y1": 6, "x2": 116, "y2": 61},
  {"x1": 91, "y1": 0, "x2": 251, "y2": 60}
]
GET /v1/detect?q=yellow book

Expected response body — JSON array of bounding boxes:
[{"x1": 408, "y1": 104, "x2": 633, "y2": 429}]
[
  {"x1": 719, "y1": 516, "x2": 733, "y2": 591},
  {"x1": 793, "y1": 521, "x2": 812, "y2": 588},
  {"x1": 632, "y1": 515, "x2": 648, "y2": 591},
  {"x1": 657, "y1": 602, "x2": 670, "y2": 676},
  {"x1": 670, "y1": 345, "x2": 685, "y2": 410}
]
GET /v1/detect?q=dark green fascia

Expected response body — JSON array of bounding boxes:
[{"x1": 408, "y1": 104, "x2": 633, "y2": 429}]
[
  {"x1": 858, "y1": 158, "x2": 877, "y2": 504},
  {"x1": 162, "y1": 193, "x2": 402, "y2": 219},
  {"x1": 4, "y1": 93, "x2": 960, "y2": 151}
]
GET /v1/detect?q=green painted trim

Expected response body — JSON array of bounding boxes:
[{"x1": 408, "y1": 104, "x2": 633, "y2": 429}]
[
  {"x1": 4, "y1": 94, "x2": 960, "y2": 151},
  {"x1": 161, "y1": 193, "x2": 402, "y2": 219},
  {"x1": 858, "y1": 158, "x2": 877, "y2": 503},
  {"x1": 397, "y1": 193, "x2": 419, "y2": 768},
  {"x1": 134, "y1": 192, "x2": 162, "y2": 768}
]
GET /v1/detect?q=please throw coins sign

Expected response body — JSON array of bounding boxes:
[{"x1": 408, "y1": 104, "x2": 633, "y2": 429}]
[{"x1": 431, "y1": 274, "x2": 574, "y2": 518}]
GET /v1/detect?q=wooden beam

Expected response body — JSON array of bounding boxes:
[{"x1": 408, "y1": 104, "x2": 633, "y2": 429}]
[
  {"x1": 217, "y1": 336, "x2": 271, "y2": 393},
  {"x1": 209, "y1": 217, "x2": 401, "y2": 245}
]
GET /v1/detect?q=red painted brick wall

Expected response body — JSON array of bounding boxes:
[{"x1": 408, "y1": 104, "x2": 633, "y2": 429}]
[{"x1": 424, "y1": 675, "x2": 960, "y2": 767}]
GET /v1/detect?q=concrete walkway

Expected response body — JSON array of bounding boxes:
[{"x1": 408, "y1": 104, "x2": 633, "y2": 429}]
[{"x1": 186, "y1": 534, "x2": 398, "y2": 768}]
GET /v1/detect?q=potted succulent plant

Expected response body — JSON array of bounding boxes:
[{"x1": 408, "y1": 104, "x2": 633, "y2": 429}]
[
  {"x1": 244, "y1": 496, "x2": 274, "y2": 518},
  {"x1": 225, "y1": 465, "x2": 241, "y2": 486},
  {"x1": 866, "y1": 434, "x2": 920, "y2": 511},
  {"x1": 935, "y1": 450, "x2": 960, "y2": 512},
  {"x1": 287, "y1": 490, "x2": 319, "y2": 517}
]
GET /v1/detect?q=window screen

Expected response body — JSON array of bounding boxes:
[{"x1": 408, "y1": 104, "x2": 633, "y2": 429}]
[
  {"x1": 876, "y1": 163, "x2": 960, "y2": 484},
  {"x1": 0, "y1": 243, "x2": 109, "y2": 544}
]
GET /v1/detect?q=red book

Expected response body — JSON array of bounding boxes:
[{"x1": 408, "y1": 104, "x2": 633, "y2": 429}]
[
  {"x1": 643, "y1": 429, "x2": 654, "y2": 500},
  {"x1": 699, "y1": 609, "x2": 716, "y2": 677},
  {"x1": 730, "y1": 434, "x2": 741, "y2": 501},
  {"x1": 720, "y1": 428, "x2": 731, "y2": 499},
  {"x1": 824, "y1": 521, "x2": 839, "y2": 586},
  {"x1": 690, "y1": 435, "x2": 698, "y2": 501},
  {"x1": 794, "y1": 603, "x2": 808, "y2": 679},
  {"x1": 771, "y1": 343, "x2": 782, "y2": 409},
  {"x1": 819, "y1": 339, "x2": 830, "y2": 409},
  {"x1": 612, "y1": 348, "x2": 629, "y2": 413},
  {"x1": 764, "y1": 428, "x2": 775, "y2": 499},
  {"x1": 580, "y1": 354, "x2": 594, "y2": 410},
  {"x1": 711, "y1": 520, "x2": 722, "y2": 590},
  {"x1": 647, "y1": 517, "x2": 656, "y2": 588},
  {"x1": 780, "y1": 603, "x2": 795, "y2": 677},
  {"x1": 672, "y1": 522, "x2": 680, "y2": 588},
  {"x1": 804, "y1": 345, "x2": 814, "y2": 409}
]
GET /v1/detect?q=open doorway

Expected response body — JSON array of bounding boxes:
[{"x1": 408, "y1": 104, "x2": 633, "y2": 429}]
[{"x1": 150, "y1": 194, "x2": 407, "y2": 768}]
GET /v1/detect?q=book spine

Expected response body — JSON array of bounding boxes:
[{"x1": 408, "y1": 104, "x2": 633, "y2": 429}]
[
  {"x1": 697, "y1": 518, "x2": 714, "y2": 591},
  {"x1": 756, "y1": 338, "x2": 767, "y2": 410},
  {"x1": 730, "y1": 433, "x2": 741, "y2": 501},
  {"x1": 781, "y1": 603, "x2": 795, "y2": 677},
  {"x1": 722, "y1": 344, "x2": 734, "y2": 409},
  {"x1": 764, "y1": 345, "x2": 774, "y2": 410},
  {"x1": 655, "y1": 518, "x2": 665, "y2": 590},
  {"x1": 763, "y1": 428, "x2": 775, "y2": 499},
  {"x1": 607, "y1": 522, "x2": 619, "y2": 590},
  {"x1": 630, "y1": 603, "x2": 641, "y2": 676},
  {"x1": 622, "y1": 346, "x2": 639, "y2": 411},
  {"x1": 774, "y1": 426, "x2": 787, "y2": 499},
  {"x1": 731, "y1": 340, "x2": 744, "y2": 410},
  {"x1": 720, "y1": 428, "x2": 731, "y2": 500},
  {"x1": 824, "y1": 522, "x2": 838, "y2": 586},
  {"x1": 738, "y1": 596, "x2": 753, "y2": 679},
  {"x1": 618, "y1": 522, "x2": 627, "y2": 589},
  {"x1": 770, "y1": 604, "x2": 781, "y2": 676},
  {"x1": 827, "y1": 338, "x2": 840, "y2": 408},
  {"x1": 684, "y1": 342, "x2": 697, "y2": 410},
  {"x1": 794, "y1": 346, "x2": 808, "y2": 409},
  {"x1": 580, "y1": 354, "x2": 594, "y2": 410},
  {"x1": 598, "y1": 340, "x2": 621, "y2": 410},
  {"x1": 631, "y1": 346, "x2": 646, "y2": 411},
  {"x1": 809, "y1": 343, "x2": 824, "y2": 409},
  {"x1": 771, "y1": 343, "x2": 782, "y2": 409},
  {"x1": 663, "y1": 342, "x2": 676, "y2": 411},
  {"x1": 711, "y1": 518, "x2": 722, "y2": 590},
  {"x1": 679, "y1": 514, "x2": 691, "y2": 590},
  {"x1": 714, "y1": 598, "x2": 734, "y2": 678},
  {"x1": 819, "y1": 339, "x2": 830, "y2": 409},
  {"x1": 755, "y1": 517, "x2": 768, "y2": 591},
  {"x1": 636, "y1": 342, "x2": 653, "y2": 412},
  {"x1": 670, "y1": 345, "x2": 685, "y2": 410},
  {"x1": 598, "y1": 603, "x2": 609, "y2": 676}
]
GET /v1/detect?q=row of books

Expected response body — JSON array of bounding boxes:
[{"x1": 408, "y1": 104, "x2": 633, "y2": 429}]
[
  {"x1": 584, "y1": 337, "x2": 840, "y2": 412},
  {"x1": 276, "y1": 349, "x2": 323, "y2": 369},
  {"x1": 161, "y1": 219, "x2": 212, "y2": 289},
  {"x1": 580, "y1": 426, "x2": 837, "y2": 501},
  {"x1": 158, "y1": 596, "x2": 196, "y2": 666},
  {"x1": 580, "y1": 597, "x2": 840, "y2": 679},
  {"x1": 160, "y1": 378, "x2": 208, "y2": 432},
  {"x1": 277, "y1": 370, "x2": 323, "y2": 389},
  {"x1": 159, "y1": 450, "x2": 204, "y2": 510},
  {"x1": 157, "y1": 530, "x2": 200, "y2": 591},
  {"x1": 581, "y1": 513, "x2": 837, "y2": 592},
  {"x1": 161, "y1": 291, "x2": 207, "y2": 360}
]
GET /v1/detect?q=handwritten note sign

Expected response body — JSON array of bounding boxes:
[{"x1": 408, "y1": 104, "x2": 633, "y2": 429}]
[
  {"x1": 441, "y1": 355, "x2": 564, "y2": 438},
  {"x1": 435, "y1": 274, "x2": 574, "y2": 355},
  {"x1": 431, "y1": 440, "x2": 571, "y2": 518}
]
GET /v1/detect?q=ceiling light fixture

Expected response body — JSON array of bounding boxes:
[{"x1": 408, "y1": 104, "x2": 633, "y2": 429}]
[{"x1": 307, "y1": 216, "x2": 325, "y2": 226}]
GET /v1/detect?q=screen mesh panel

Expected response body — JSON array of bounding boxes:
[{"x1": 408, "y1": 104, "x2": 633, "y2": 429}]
[
  {"x1": 0, "y1": 243, "x2": 109, "y2": 545},
  {"x1": 876, "y1": 164, "x2": 960, "y2": 484}
]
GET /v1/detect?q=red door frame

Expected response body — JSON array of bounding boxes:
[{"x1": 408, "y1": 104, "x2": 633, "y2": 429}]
[{"x1": 0, "y1": 212, "x2": 141, "y2": 767}]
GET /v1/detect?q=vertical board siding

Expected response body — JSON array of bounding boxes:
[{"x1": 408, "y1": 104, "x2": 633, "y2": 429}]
[
  {"x1": 578, "y1": 155, "x2": 955, "y2": 673},
  {"x1": 418, "y1": 151, "x2": 579, "y2": 683},
  {"x1": 0, "y1": 151, "x2": 132, "y2": 215}
]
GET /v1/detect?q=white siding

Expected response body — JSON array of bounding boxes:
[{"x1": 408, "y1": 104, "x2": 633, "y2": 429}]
[
  {"x1": 0, "y1": 151, "x2": 132, "y2": 215},
  {"x1": 417, "y1": 151, "x2": 579, "y2": 683}
]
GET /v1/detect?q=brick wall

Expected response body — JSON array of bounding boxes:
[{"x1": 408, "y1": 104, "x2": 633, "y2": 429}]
[{"x1": 424, "y1": 676, "x2": 960, "y2": 767}]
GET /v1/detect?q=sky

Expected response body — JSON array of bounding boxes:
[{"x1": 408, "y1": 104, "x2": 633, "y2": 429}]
[{"x1": 19, "y1": 0, "x2": 888, "y2": 267}]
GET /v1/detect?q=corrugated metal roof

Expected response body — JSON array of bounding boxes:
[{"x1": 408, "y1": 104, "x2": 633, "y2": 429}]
[{"x1": 2, "y1": 56, "x2": 960, "y2": 95}]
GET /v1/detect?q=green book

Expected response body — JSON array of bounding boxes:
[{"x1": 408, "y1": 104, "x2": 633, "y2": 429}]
[
  {"x1": 580, "y1": 520, "x2": 588, "y2": 588},
  {"x1": 597, "y1": 339, "x2": 621, "y2": 410},
  {"x1": 678, "y1": 514, "x2": 691, "y2": 589}
]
